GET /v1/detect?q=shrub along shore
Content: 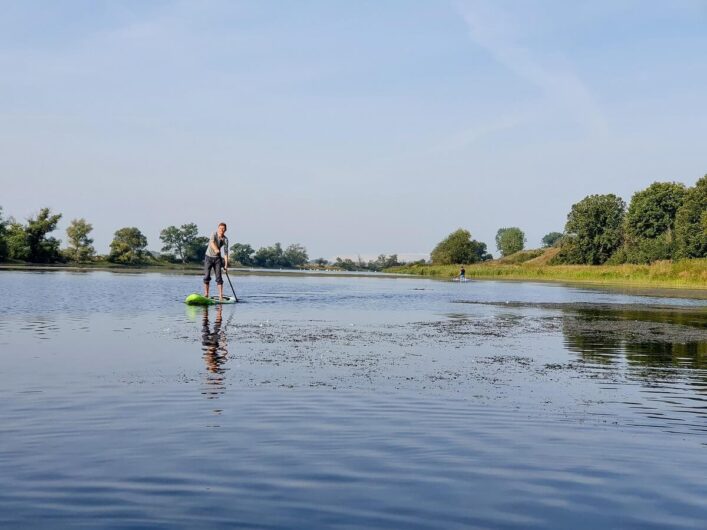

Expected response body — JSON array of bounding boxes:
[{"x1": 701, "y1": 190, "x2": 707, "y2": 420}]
[{"x1": 387, "y1": 252, "x2": 707, "y2": 290}]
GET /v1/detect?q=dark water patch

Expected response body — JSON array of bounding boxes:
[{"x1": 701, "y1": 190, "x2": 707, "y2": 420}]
[{"x1": 455, "y1": 300, "x2": 707, "y2": 327}]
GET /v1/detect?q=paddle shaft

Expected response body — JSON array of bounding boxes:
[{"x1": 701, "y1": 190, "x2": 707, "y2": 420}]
[{"x1": 224, "y1": 267, "x2": 239, "y2": 302}]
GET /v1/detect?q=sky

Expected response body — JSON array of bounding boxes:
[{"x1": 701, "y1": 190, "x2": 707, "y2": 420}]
[{"x1": 1, "y1": 0, "x2": 706, "y2": 260}]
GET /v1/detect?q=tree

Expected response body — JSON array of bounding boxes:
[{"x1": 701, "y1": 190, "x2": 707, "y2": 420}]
[
  {"x1": 5, "y1": 219, "x2": 29, "y2": 261},
  {"x1": 472, "y1": 241, "x2": 493, "y2": 262},
  {"x1": 65, "y1": 218, "x2": 95, "y2": 263},
  {"x1": 25, "y1": 208, "x2": 62, "y2": 263},
  {"x1": 188, "y1": 236, "x2": 209, "y2": 262},
  {"x1": 230, "y1": 243, "x2": 255, "y2": 266},
  {"x1": 253, "y1": 243, "x2": 285, "y2": 268},
  {"x1": 558, "y1": 194, "x2": 625, "y2": 264},
  {"x1": 368, "y1": 254, "x2": 401, "y2": 271},
  {"x1": 495, "y1": 227, "x2": 526, "y2": 257},
  {"x1": 625, "y1": 181, "x2": 686, "y2": 241},
  {"x1": 159, "y1": 223, "x2": 201, "y2": 265},
  {"x1": 0, "y1": 207, "x2": 7, "y2": 261},
  {"x1": 283, "y1": 243, "x2": 309, "y2": 268},
  {"x1": 335, "y1": 257, "x2": 358, "y2": 271},
  {"x1": 431, "y1": 229, "x2": 490, "y2": 264},
  {"x1": 674, "y1": 175, "x2": 707, "y2": 259},
  {"x1": 620, "y1": 181, "x2": 686, "y2": 263},
  {"x1": 618, "y1": 236, "x2": 673, "y2": 265},
  {"x1": 542, "y1": 232, "x2": 563, "y2": 248},
  {"x1": 312, "y1": 257, "x2": 329, "y2": 267},
  {"x1": 109, "y1": 227, "x2": 148, "y2": 264},
  {"x1": 365, "y1": 255, "x2": 386, "y2": 272}
]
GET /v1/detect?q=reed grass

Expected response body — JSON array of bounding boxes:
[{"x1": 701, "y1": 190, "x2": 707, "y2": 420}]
[{"x1": 388, "y1": 258, "x2": 707, "y2": 290}]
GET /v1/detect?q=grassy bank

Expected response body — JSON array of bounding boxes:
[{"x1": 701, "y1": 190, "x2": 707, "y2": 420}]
[
  {"x1": 387, "y1": 254, "x2": 707, "y2": 290},
  {"x1": 0, "y1": 259, "x2": 204, "y2": 272},
  {"x1": 0, "y1": 261, "x2": 346, "y2": 276}
]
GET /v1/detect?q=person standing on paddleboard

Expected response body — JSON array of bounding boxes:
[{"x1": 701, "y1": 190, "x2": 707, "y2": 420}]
[
  {"x1": 203, "y1": 222, "x2": 229, "y2": 300},
  {"x1": 459, "y1": 266, "x2": 466, "y2": 281}
]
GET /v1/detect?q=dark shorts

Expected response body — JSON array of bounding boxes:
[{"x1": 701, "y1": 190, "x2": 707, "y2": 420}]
[{"x1": 203, "y1": 255, "x2": 223, "y2": 285}]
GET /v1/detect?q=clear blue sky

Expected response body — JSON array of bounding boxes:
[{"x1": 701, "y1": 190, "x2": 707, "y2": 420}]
[{"x1": 1, "y1": 1, "x2": 706, "y2": 260}]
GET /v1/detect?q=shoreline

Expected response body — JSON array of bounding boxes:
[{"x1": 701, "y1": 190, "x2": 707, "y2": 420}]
[
  {"x1": 2, "y1": 262, "x2": 707, "y2": 299},
  {"x1": 0, "y1": 263, "x2": 403, "y2": 280},
  {"x1": 388, "y1": 260, "x2": 707, "y2": 293}
]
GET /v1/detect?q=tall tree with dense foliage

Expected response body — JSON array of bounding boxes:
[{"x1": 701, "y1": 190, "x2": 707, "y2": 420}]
[
  {"x1": 65, "y1": 218, "x2": 95, "y2": 263},
  {"x1": 24, "y1": 208, "x2": 63, "y2": 263},
  {"x1": 253, "y1": 243, "x2": 286, "y2": 268},
  {"x1": 495, "y1": 227, "x2": 526, "y2": 257},
  {"x1": 283, "y1": 243, "x2": 309, "y2": 267},
  {"x1": 230, "y1": 243, "x2": 255, "y2": 266},
  {"x1": 625, "y1": 182, "x2": 686, "y2": 240},
  {"x1": 674, "y1": 175, "x2": 707, "y2": 259},
  {"x1": 5, "y1": 219, "x2": 29, "y2": 261},
  {"x1": 109, "y1": 227, "x2": 148, "y2": 264},
  {"x1": 431, "y1": 229, "x2": 491, "y2": 264},
  {"x1": 558, "y1": 194, "x2": 625, "y2": 264},
  {"x1": 159, "y1": 223, "x2": 202, "y2": 265},
  {"x1": 542, "y1": 232, "x2": 563, "y2": 248},
  {"x1": 621, "y1": 181, "x2": 686, "y2": 263}
]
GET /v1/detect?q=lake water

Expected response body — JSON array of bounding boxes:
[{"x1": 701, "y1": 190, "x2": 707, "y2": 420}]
[{"x1": 1, "y1": 270, "x2": 706, "y2": 529}]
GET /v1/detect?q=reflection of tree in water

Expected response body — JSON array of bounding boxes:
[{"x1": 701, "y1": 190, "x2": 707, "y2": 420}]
[
  {"x1": 201, "y1": 305, "x2": 230, "y2": 399},
  {"x1": 624, "y1": 341, "x2": 707, "y2": 369},
  {"x1": 561, "y1": 306, "x2": 707, "y2": 433},
  {"x1": 562, "y1": 323, "x2": 622, "y2": 365},
  {"x1": 562, "y1": 307, "x2": 707, "y2": 387}
]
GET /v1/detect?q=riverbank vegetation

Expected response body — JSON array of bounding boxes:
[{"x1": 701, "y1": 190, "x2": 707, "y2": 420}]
[
  {"x1": 0, "y1": 208, "x2": 401, "y2": 272},
  {"x1": 0, "y1": 211, "x2": 310, "y2": 270},
  {"x1": 1, "y1": 174, "x2": 704, "y2": 283},
  {"x1": 389, "y1": 174, "x2": 707, "y2": 289},
  {"x1": 389, "y1": 252, "x2": 707, "y2": 289}
]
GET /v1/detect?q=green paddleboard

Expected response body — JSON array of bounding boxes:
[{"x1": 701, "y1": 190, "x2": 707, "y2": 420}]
[{"x1": 184, "y1": 293, "x2": 237, "y2": 305}]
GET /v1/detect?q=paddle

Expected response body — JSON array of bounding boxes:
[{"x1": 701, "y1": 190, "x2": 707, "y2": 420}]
[{"x1": 224, "y1": 267, "x2": 239, "y2": 303}]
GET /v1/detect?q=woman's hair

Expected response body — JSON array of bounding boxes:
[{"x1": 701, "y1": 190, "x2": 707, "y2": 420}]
[{"x1": 218, "y1": 222, "x2": 227, "y2": 230}]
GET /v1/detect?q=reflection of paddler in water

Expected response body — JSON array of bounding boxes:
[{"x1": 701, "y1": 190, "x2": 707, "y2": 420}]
[{"x1": 201, "y1": 305, "x2": 229, "y2": 397}]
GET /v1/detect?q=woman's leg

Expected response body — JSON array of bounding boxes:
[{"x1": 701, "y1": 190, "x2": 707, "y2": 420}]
[{"x1": 203, "y1": 257, "x2": 214, "y2": 297}]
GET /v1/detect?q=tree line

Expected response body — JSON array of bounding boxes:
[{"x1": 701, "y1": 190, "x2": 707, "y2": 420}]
[
  {"x1": 231, "y1": 243, "x2": 402, "y2": 272},
  {"x1": 2, "y1": 174, "x2": 703, "y2": 268},
  {"x1": 0, "y1": 213, "x2": 314, "y2": 269},
  {"x1": 0, "y1": 209, "x2": 408, "y2": 271},
  {"x1": 429, "y1": 174, "x2": 706, "y2": 265},
  {"x1": 554, "y1": 175, "x2": 707, "y2": 264}
]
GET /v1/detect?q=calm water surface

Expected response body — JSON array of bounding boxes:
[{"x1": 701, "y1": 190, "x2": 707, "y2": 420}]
[{"x1": 1, "y1": 270, "x2": 706, "y2": 529}]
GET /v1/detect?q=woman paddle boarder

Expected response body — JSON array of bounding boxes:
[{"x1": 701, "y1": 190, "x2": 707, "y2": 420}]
[{"x1": 203, "y1": 222, "x2": 229, "y2": 301}]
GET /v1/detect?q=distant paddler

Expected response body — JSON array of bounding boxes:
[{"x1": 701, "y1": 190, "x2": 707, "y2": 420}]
[
  {"x1": 203, "y1": 222, "x2": 229, "y2": 301},
  {"x1": 459, "y1": 266, "x2": 466, "y2": 282}
]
